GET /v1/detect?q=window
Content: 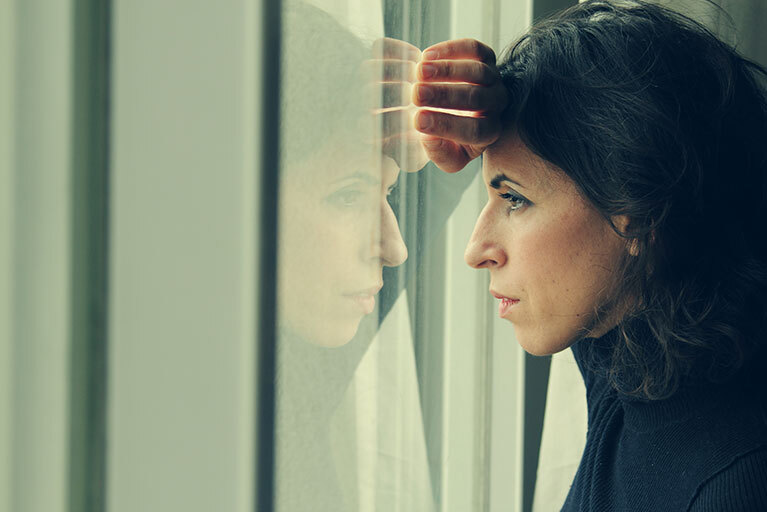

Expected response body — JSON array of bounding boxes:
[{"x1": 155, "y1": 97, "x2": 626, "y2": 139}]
[
  {"x1": 274, "y1": 1, "x2": 536, "y2": 510},
  {"x1": 0, "y1": 1, "x2": 576, "y2": 511}
]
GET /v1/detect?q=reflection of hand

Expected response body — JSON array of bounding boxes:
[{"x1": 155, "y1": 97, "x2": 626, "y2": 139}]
[
  {"x1": 413, "y1": 39, "x2": 508, "y2": 173},
  {"x1": 368, "y1": 37, "x2": 429, "y2": 172}
]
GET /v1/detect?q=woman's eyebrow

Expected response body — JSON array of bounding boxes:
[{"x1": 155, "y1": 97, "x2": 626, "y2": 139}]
[
  {"x1": 330, "y1": 172, "x2": 381, "y2": 186},
  {"x1": 489, "y1": 173, "x2": 526, "y2": 190}
]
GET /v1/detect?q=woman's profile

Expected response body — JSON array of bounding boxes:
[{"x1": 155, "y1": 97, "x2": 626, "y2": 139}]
[
  {"x1": 413, "y1": 0, "x2": 767, "y2": 509},
  {"x1": 275, "y1": 5, "x2": 446, "y2": 511}
]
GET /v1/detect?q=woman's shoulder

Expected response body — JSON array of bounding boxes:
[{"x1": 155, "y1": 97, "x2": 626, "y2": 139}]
[{"x1": 687, "y1": 447, "x2": 767, "y2": 511}]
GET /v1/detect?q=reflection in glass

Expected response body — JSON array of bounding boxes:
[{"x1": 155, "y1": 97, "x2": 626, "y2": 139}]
[
  {"x1": 277, "y1": 4, "x2": 411, "y2": 348},
  {"x1": 275, "y1": 3, "x2": 433, "y2": 511}
]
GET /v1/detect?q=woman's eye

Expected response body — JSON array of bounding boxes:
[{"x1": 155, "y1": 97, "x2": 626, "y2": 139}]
[
  {"x1": 327, "y1": 188, "x2": 363, "y2": 207},
  {"x1": 498, "y1": 192, "x2": 528, "y2": 213}
]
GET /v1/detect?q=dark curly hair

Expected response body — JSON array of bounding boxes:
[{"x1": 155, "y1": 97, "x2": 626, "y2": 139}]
[{"x1": 499, "y1": 0, "x2": 767, "y2": 399}]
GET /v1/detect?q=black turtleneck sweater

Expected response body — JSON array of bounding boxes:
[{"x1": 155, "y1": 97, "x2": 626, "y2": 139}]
[{"x1": 562, "y1": 329, "x2": 767, "y2": 511}]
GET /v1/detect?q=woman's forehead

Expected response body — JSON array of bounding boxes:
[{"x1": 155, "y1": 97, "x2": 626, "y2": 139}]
[{"x1": 482, "y1": 135, "x2": 561, "y2": 194}]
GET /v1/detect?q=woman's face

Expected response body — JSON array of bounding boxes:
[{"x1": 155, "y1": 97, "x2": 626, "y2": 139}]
[
  {"x1": 278, "y1": 146, "x2": 407, "y2": 347},
  {"x1": 464, "y1": 133, "x2": 628, "y2": 355}
]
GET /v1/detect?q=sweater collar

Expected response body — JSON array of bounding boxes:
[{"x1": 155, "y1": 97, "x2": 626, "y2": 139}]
[
  {"x1": 582, "y1": 321, "x2": 764, "y2": 432},
  {"x1": 619, "y1": 379, "x2": 724, "y2": 432}
]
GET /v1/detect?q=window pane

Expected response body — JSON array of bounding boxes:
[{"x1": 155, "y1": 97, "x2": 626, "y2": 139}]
[
  {"x1": 107, "y1": 1, "x2": 258, "y2": 510},
  {"x1": 275, "y1": 2, "x2": 529, "y2": 511}
]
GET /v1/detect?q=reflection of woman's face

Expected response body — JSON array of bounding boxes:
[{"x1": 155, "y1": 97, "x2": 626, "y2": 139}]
[
  {"x1": 464, "y1": 133, "x2": 628, "y2": 355},
  {"x1": 278, "y1": 147, "x2": 407, "y2": 347}
]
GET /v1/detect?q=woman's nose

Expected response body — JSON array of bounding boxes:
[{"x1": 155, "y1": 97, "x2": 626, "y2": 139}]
[
  {"x1": 378, "y1": 203, "x2": 408, "y2": 267},
  {"x1": 464, "y1": 206, "x2": 506, "y2": 269}
]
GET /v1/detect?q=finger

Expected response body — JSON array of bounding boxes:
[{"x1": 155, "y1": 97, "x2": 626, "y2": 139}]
[
  {"x1": 367, "y1": 82, "x2": 413, "y2": 109},
  {"x1": 381, "y1": 131, "x2": 429, "y2": 172},
  {"x1": 372, "y1": 37, "x2": 421, "y2": 62},
  {"x1": 413, "y1": 82, "x2": 506, "y2": 112},
  {"x1": 422, "y1": 38, "x2": 496, "y2": 65},
  {"x1": 375, "y1": 107, "x2": 414, "y2": 140},
  {"x1": 417, "y1": 59, "x2": 499, "y2": 85},
  {"x1": 414, "y1": 109, "x2": 501, "y2": 146},
  {"x1": 362, "y1": 59, "x2": 417, "y2": 82},
  {"x1": 420, "y1": 136, "x2": 474, "y2": 173}
]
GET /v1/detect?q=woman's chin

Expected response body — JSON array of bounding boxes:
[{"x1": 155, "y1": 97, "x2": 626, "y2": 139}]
[{"x1": 515, "y1": 328, "x2": 580, "y2": 356}]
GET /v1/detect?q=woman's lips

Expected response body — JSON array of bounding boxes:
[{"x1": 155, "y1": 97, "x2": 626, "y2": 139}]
[
  {"x1": 349, "y1": 294, "x2": 376, "y2": 314},
  {"x1": 491, "y1": 291, "x2": 520, "y2": 317},
  {"x1": 345, "y1": 284, "x2": 383, "y2": 315}
]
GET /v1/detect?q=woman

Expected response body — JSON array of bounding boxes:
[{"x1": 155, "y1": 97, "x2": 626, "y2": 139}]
[{"x1": 413, "y1": 0, "x2": 767, "y2": 509}]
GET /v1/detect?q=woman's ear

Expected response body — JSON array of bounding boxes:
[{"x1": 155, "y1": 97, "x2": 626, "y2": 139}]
[{"x1": 612, "y1": 215, "x2": 640, "y2": 256}]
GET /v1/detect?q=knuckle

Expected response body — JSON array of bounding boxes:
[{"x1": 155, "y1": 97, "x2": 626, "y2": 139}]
[
  {"x1": 436, "y1": 86, "x2": 449, "y2": 106},
  {"x1": 483, "y1": 46, "x2": 497, "y2": 65},
  {"x1": 439, "y1": 87, "x2": 455, "y2": 107},
  {"x1": 466, "y1": 86, "x2": 478, "y2": 109},
  {"x1": 433, "y1": 113, "x2": 448, "y2": 135},
  {"x1": 469, "y1": 38, "x2": 481, "y2": 56},
  {"x1": 467, "y1": 62, "x2": 482, "y2": 83},
  {"x1": 441, "y1": 61, "x2": 453, "y2": 78},
  {"x1": 479, "y1": 63, "x2": 493, "y2": 84}
]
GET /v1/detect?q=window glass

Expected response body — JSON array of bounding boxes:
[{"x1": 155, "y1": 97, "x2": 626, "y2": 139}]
[
  {"x1": 275, "y1": 4, "x2": 432, "y2": 510},
  {"x1": 275, "y1": 1, "x2": 521, "y2": 511}
]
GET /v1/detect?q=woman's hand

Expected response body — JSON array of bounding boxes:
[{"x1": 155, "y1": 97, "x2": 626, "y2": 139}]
[
  {"x1": 413, "y1": 39, "x2": 508, "y2": 173},
  {"x1": 368, "y1": 37, "x2": 429, "y2": 172}
]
